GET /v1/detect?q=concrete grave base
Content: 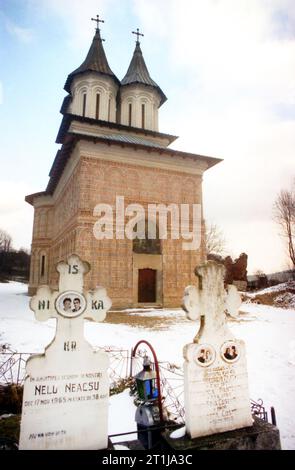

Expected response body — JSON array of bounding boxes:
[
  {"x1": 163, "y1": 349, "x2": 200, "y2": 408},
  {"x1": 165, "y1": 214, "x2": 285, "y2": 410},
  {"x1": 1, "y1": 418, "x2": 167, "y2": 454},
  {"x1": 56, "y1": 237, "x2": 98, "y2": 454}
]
[{"x1": 162, "y1": 417, "x2": 281, "y2": 451}]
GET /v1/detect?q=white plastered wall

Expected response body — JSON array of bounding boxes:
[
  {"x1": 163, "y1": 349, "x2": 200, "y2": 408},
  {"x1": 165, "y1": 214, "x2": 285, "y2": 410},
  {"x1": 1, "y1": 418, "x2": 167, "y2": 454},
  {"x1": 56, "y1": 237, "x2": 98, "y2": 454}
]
[
  {"x1": 120, "y1": 85, "x2": 160, "y2": 131},
  {"x1": 68, "y1": 72, "x2": 118, "y2": 122}
]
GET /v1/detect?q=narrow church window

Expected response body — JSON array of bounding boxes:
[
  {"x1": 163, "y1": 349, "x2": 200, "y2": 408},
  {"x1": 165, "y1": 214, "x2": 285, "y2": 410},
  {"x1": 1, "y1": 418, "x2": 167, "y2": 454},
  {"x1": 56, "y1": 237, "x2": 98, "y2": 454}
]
[
  {"x1": 128, "y1": 103, "x2": 132, "y2": 126},
  {"x1": 82, "y1": 93, "x2": 87, "y2": 117},
  {"x1": 141, "y1": 104, "x2": 145, "y2": 129},
  {"x1": 96, "y1": 93, "x2": 100, "y2": 119},
  {"x1": 108, "y1": 98, "x2": 111, "y2": 121},
  {"x1": 40, "y1": 255, "x2": 45, "y2": 277}
]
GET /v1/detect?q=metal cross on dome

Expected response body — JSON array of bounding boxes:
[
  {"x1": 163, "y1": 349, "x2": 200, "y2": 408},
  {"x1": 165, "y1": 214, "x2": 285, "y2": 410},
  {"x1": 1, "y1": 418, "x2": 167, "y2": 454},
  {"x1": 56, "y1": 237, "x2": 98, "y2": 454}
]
[
  {"x1": 91, "y1": 14, "x2": 106, "y2": 41},
  {"x1": 132, "y1": 27, "x2": 144, "y2": 43},
  {"x1": 91, "y1": 14, "x2": 104, "y2": 30}
]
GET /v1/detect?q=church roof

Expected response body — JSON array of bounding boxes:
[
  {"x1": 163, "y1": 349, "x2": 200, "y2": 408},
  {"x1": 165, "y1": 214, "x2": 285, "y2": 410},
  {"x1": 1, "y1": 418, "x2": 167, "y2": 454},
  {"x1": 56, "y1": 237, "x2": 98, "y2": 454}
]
[
  {"x1": 121, "y1": 41, "x2": 167, "y2": 106},
  {"x1": 64, "y1": 28, "x2": 120, "y2": 93},
  {"x1": 60, "y1": 95, "x2": 72, "y2": 114},
  {"x1": 56, "y1": 113, "x2": 177, "y2": 145},
  {"x1": 84, "y1": 132, "x2": 166, "y2": 148},
  {"x1": 25, "y1": 131, "x2": 221, "y2": 205}
]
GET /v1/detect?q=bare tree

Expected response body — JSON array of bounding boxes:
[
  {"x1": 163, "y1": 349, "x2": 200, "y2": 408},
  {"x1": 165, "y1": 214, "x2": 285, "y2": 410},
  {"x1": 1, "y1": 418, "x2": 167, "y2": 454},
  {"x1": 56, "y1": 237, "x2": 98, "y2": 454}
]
[
  {"x1": 273, "y1": 184, "x2": 295, "y2": 268},
  {"x1": 0, "y1": 229, "x2": 12, "y2": 252},
  {"x1": 254, "y1": 269, "x2": 266, "y2": 277},
  {"x1": 205, "y1": 223, "x2": 226, "y2": 256}
]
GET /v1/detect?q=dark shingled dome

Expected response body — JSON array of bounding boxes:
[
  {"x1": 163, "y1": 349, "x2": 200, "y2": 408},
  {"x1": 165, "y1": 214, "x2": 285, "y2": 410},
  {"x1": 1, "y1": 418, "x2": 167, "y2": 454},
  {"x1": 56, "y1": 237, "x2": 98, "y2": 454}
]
[
  {"x1": 64, "y1": 28, "x2": 120, "y2": 92},
  {"x1": 121, "y1": 41, "x2": 167, "y2": 106}
]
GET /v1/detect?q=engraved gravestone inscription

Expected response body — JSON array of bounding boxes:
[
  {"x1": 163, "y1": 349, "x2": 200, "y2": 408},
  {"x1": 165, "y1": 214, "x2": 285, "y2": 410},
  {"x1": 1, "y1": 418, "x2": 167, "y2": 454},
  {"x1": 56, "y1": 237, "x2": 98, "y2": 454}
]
[
  {"x1": 182, "y1": 261, "x2": 253, "y2": 438},
  {"x1": 19, "y1": 254, "x2": 111, "y2": 450}
]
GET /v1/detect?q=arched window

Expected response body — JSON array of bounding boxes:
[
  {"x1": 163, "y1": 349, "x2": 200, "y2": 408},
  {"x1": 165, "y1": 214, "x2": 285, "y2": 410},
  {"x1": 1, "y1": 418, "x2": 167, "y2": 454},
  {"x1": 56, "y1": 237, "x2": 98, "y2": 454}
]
[
  {"x1": 128, "y1": 103, "x2": 132, "y2": 126},
  {"x1": 39, "y1": 252, "x2": 47, "y2": 280},
  {"x1": 82, "y1": 93, "x2": 87, "y2": 117},
  {"x1": 141, "y1": 103, "x2": 145, "y2": 129},
  {"x1": 108, "y1": 98, "x2": 111, "y2": 121},
  {"x1": 96, "y1": 93, "x2": 100, "y2": 119},
  {"x1": 40, "y1": 255, "x2": 45, "y2": 277}
]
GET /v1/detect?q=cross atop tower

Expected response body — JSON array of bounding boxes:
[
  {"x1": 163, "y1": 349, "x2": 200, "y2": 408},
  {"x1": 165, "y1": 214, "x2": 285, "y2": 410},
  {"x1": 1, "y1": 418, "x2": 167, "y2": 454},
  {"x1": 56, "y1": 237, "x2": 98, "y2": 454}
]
[
  {"x1": 91, "y1": 14, "x2": 104, "y2": 30},
  {"x1": 132, "y1": 27, "x2": 144, "y2": 44},
  {"x1": 91, "y1": 14, "x2": 105, "y2": 41}
]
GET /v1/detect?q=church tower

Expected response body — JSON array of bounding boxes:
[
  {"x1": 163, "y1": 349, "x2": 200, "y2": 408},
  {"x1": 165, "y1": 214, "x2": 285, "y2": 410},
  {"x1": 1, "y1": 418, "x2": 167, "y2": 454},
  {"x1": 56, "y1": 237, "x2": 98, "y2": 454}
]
[
  {"x1": 62, "y1": 17, "x2": 120, "y2": 122},
  {"x1": 26, "y1": 16, "x2": 221, "y2": 308},
  {"x1": 120, "y1": 28, "x2": 166, "y2": 131}
]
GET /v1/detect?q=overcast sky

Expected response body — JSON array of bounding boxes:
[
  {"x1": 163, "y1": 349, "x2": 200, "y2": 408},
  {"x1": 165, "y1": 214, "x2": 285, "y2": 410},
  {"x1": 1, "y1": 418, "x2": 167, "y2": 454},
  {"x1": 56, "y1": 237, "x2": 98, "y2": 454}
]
[{"x1": 0, "y1": 0, "x2": 294, "y2": 274}]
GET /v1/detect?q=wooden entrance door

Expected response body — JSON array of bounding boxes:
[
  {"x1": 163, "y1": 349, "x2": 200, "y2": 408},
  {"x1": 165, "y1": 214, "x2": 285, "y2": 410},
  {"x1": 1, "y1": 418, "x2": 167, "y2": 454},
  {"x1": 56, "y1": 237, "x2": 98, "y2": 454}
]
[{"x1": 138, "y1": 269, "x2": 157, "y2": 303}]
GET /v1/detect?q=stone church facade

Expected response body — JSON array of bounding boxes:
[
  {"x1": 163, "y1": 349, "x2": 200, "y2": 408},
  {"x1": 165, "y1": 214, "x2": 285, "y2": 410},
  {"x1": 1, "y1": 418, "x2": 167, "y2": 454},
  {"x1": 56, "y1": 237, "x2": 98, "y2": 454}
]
[{"x1": 26, "y1": 22, "x2": 220, "y2": 308}]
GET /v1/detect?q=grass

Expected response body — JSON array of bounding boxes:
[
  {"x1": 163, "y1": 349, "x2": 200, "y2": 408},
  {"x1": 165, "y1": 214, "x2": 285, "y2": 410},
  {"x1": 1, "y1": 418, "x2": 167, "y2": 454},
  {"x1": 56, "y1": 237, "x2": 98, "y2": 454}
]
[{"x1": 105, "y1": 309, "x2": 188, "y2": 330}]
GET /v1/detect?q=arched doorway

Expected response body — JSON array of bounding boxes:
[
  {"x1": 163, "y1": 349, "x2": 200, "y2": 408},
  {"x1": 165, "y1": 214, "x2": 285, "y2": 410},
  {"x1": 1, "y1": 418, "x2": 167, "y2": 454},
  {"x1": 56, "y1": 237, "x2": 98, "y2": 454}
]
[{"x1": 132, "y1": 219, "x2": 163, "y2": 306}]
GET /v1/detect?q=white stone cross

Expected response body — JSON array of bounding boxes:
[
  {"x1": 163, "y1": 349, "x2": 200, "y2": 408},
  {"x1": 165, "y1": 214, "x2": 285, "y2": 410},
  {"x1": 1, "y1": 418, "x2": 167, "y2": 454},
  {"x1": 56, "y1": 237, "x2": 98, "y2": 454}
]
[
  {"x1": 19, "y1": 254, "x2": 112, "y2": 450},
  {"x1": 31, "y1": 254, "x2": 111, "y2": 343},
  {"x1": 181, "y1": 260, "x2": 253, "y2": 439},
  {"x1": 182, "y1": 260, "x2": 241, "y2": 342}
]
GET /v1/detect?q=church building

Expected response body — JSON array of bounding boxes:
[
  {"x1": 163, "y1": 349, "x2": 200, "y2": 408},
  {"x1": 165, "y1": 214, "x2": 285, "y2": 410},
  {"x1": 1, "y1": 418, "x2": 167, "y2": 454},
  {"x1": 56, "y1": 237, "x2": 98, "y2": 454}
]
[{"x1": 26, "y1": 17, "x2": 221, "y2": 308}]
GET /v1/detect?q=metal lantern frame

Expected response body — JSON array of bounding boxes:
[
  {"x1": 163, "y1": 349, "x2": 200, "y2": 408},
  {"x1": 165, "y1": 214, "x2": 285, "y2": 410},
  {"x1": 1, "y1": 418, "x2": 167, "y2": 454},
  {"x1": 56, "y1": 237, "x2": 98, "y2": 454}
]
[{"x1": 131, "y1": 340, "x2": 163, "y2": 422}]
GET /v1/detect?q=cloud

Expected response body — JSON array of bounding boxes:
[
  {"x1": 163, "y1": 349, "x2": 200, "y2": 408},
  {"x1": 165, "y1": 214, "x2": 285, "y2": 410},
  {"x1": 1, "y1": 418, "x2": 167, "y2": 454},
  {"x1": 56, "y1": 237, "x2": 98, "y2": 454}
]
[
  {"x1": 5, "y1": 19, "x2": 33, "y2": 43},
  {"x1": 135, "y1": 0, "x2": 295, "y2": 103},
  {"x1": 11, "y1": 0, "x2": 294, "y2": 273},
  {"x1": 131, "y1": 0, "x2": 295, "y2": 273},
  {"x1": 29, "y1": 0, "x2": 116, "y2": 48}
]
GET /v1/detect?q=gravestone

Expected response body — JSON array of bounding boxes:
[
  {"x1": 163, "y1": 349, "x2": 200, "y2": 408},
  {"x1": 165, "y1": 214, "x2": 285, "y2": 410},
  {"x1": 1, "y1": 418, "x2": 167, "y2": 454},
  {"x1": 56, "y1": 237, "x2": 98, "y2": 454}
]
[
  {"x1": 182, "y1": 260, "x2": 253, "y2": 439},
  {"x1": 19, "y1": 254, "x2": 112, "y2": 450}
]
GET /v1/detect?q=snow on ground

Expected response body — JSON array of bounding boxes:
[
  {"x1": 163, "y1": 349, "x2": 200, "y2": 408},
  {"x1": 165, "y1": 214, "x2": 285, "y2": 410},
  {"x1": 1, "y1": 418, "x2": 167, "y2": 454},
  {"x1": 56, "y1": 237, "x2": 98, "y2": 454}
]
[
  {"x1": 170, "y1": 426, "x2": 186, "y2": 439},
  {"x1": 246, "y1": 281, "x2": 293, "y2": 297},
  {"x1": 275, "y1": 292, "x2": 295, "y2": 310},
  {"x1": 108, "y1": 389, "x2": 137, "y2": 443},
  {"x1": 0, "y1": 282, "x2": 295, "y2": 449},
  {"x1": 245, "y1": 281, "x2": 295, "y2": 309},
  {"x1": 126, "y1": 309, "x2": 184, "y2": 318},
  {"x1": 247, "y1": 281, "x2": 295, "y2": 296}
]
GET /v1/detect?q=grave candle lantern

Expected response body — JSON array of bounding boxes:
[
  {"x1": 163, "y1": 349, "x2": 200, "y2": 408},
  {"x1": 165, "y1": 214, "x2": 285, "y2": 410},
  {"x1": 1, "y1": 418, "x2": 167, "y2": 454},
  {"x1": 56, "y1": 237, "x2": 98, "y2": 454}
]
[
  {"x1": 135, "y1": 355, "x2": 158, "y2": 402},
  {"x1": 135, "y1": 355, "x2": 161, "y2": 449}
]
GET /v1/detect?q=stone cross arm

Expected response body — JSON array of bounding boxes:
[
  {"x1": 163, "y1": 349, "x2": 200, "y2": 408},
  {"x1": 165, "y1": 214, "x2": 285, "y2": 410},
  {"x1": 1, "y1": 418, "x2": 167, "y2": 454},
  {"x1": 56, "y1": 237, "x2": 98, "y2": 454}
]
[
  {"x1": 57, "y1": 254, "x2": 90, "y2": 293},
  {"x1": 182, "y1": 261, "x2": 242, "y2": 327},
  {"x1": 30, "y1": 255, "x2": 112, "y2": 329},
  {"x1": 30, "y1": 285, "x2": 59, "y2": 322},
  {"x1": 84, "y1": 287, "x2": 112, "y2": 322},
  {"x1": 182, "y1": 285, "x2": 200, "y2": 321}
]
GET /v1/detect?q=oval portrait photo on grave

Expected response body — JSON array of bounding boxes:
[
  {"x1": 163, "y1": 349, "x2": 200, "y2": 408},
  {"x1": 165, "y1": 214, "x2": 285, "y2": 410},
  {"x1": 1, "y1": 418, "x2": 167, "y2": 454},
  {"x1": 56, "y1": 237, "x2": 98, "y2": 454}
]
[
  {"x1": 194, "y1": 344, "x2": 216, "y2": 367},
  {"x1": 56, "y1": 291, "x2": 86, "y2": 318},
  {"x1": 221, "y1": 341, "x2": 240, "y2": 364}
]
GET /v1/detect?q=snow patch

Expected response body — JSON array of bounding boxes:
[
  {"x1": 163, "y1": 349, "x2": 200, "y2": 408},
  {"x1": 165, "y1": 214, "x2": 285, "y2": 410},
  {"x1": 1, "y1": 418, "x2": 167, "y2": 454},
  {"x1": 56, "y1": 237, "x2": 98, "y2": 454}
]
[
  {"x1": 170, "y1": 426, "x2": 186, "y2": 439},
  {"x1": 1, "y1": 282, "x2": 295, "y2": 449},
  {"x1": 254, "y1": 281, "x2": 295, "y2": 295}
]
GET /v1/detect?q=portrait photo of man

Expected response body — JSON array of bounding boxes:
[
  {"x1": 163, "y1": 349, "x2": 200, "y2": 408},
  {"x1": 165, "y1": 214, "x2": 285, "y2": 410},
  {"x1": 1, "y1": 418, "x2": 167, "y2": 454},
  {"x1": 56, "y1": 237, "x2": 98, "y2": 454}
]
[{"x1": 72, "y1": 298, "x2": 81, "y2": 312}]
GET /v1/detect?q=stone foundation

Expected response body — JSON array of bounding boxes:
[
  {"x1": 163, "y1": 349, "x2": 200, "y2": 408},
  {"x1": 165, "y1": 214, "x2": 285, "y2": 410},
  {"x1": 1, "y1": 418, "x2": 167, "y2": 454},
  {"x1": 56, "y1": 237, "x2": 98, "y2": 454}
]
[{"x1": 162, "y1": 417, "x2": 281, "y2": 450}]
